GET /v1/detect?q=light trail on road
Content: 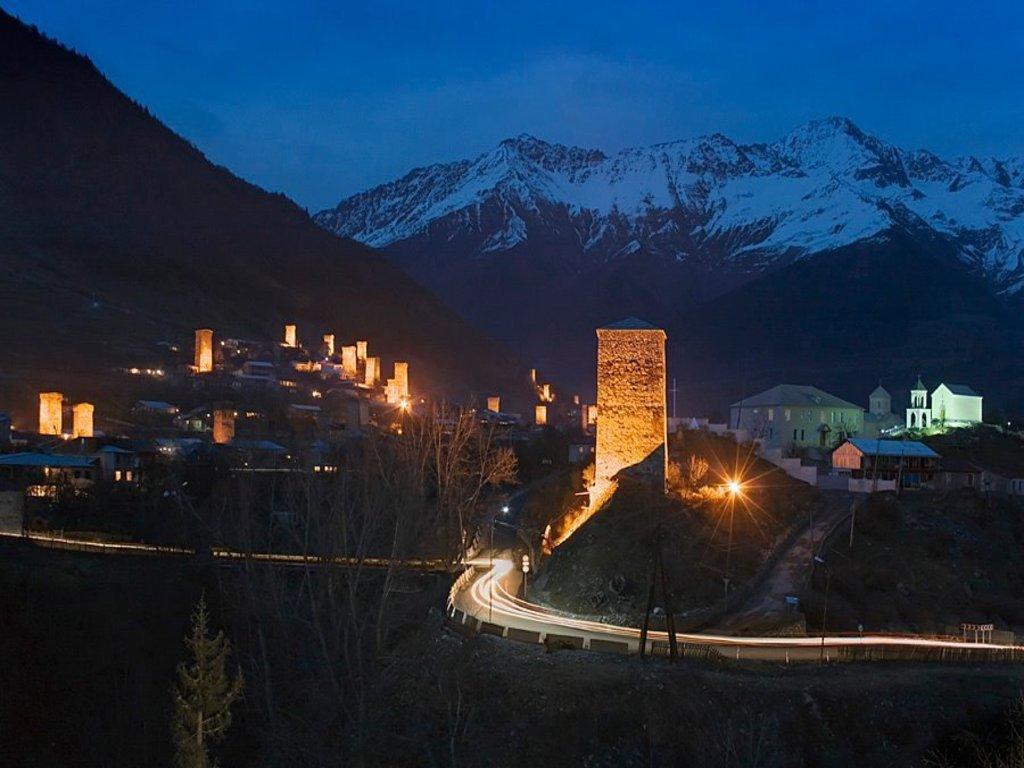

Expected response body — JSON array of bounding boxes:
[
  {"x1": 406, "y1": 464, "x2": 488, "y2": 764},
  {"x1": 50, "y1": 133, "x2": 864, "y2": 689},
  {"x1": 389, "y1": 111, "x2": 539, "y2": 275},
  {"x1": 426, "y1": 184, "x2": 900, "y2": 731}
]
[
  {"x1": 0, "y1": 530, "x2": 447, "y2": 571},
  {"x1": 453, "y1": 555, "x2": 1024, "y2": 661}
]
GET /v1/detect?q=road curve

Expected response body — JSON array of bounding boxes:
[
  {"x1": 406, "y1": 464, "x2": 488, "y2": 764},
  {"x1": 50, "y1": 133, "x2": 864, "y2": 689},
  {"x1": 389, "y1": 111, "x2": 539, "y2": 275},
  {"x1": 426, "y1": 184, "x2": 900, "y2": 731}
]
[{"x1": 450, "y1": 555, "x2": 1024, "y2": 663}]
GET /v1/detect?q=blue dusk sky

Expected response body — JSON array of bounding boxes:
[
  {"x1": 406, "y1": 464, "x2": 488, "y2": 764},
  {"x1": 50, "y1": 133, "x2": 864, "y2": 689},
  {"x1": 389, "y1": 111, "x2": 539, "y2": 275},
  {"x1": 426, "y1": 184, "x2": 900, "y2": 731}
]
[{"x1": 7, "y1": 1, "x2": 1024, "y2": 210}]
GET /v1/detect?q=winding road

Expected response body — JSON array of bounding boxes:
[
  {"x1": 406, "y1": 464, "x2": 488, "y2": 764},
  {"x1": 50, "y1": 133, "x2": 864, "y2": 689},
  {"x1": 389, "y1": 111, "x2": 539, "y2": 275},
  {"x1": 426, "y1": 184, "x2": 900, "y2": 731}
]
[{"x1": 450, "y1": 553, "x2": 1023, "y2": 662}]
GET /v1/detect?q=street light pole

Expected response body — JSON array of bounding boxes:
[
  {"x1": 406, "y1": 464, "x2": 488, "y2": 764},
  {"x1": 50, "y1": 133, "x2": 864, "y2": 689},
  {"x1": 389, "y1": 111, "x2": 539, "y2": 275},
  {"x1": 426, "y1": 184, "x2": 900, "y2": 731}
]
[{"x1": 488, "y1": 505, "x2": 511, "y2": 622}]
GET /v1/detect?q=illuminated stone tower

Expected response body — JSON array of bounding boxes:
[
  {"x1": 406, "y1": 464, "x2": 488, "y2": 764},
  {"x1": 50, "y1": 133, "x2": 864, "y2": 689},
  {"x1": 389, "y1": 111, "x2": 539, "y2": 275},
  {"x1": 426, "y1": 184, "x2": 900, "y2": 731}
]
[
  {"x1": 487, "y1": 396, "x2": 501, "y2": 412},
  {"x1": 213, "y1": 409, "x2": 235, "y2": 444},
  {"x1": 394, "y1": 362, "x2": 409, "y2": 397},
  {"x1": 39, "y1": 392, "x2": 63, "y2": 435},
  {"x1": 284, "y1": 324, "x2": 297, "y2": 348},
  {"x1": 323, "y1": 333, "x2": 335, "y2": 357},
  {"x1": 364, "y1": 356, "x2": 380, "y2": 386},
  {"x1": 594, "y1": 318, "x2": 667, "y2": 498},
  {"x1": 534, "y1": 404, "x2": 547, "y2": 426},
  {"x1": 341, "y1": 346, "x2": 358, "y2": 378},
  {"x1": 72, "y1": 403, "x2": 94, "y2": 439},
  {"x1": 194, "y1": 329, "x2": 214, "y2": 373},
  {"x1": 356, "y1": 340, "x2": 368, "y2": 362}
]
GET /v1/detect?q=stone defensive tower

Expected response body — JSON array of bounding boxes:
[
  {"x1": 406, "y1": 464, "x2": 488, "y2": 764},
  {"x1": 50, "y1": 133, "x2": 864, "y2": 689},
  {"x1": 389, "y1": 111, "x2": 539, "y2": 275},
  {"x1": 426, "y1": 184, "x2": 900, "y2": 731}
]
[
  {"x1": 534, "y1": 404, "x2": 547, "y2": 426},
  {"x1": 284, "y1": 324, "x2": 297, "y2": 348},
  {"x1": 194, "y1": 329, "x2": 214, "y2": 373},
  {"x1": 394, "y1": 362, "x2": 409, "y2": 397},
  {"x1": 356, "y1": 340, "x2": 368, "y2": 362},
  {"x1": 72, "y1": 403, "x2": 94, "y2": 439},
  {"x1": 341, "y1": 346, "x2": 358, "y2": 378},
  {"x1": 364, "y1": 356, "x2": 380, "y2": 386},
  {"x1": 594, "y1": 318, "x2": 667, "y2": 498},
  {"x1": 213, "y1": 409, "x2": 235, "y2": 445},
  {"x1": 39, "y1": 392, "x2": 63, "y2": 435},
  {"x1": 323, "y1": 333, "x2": 335, "y2": 357},
  {"x1": 487, "y1": 396, "x2": 501, "y2": 412}
]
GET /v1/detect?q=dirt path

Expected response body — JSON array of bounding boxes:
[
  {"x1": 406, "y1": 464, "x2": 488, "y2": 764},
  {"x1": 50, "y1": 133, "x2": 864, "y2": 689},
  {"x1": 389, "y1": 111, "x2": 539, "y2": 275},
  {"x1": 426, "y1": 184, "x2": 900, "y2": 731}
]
[{"x1": 712, "y1": 491, "x2": 854, "y2": 634}]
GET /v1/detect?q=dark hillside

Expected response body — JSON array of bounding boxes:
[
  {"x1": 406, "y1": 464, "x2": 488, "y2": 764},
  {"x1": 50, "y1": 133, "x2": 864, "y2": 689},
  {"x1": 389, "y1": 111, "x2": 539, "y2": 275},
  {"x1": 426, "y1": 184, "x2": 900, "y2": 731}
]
[{"x1": 0, "y1": 10, "x2": 530, "y2": 413}]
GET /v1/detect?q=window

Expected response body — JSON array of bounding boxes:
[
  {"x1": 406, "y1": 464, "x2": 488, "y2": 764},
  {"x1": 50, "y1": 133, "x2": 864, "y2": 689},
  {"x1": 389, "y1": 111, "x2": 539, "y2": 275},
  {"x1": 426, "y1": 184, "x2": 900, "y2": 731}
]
[
  {"x1": 793, "y1": 429, "x2": 798, "y2": 441},
  {"x1": 768, "y1": 408, "x2": 774, "y2": 421},
  {"x1": 785, "y1": 409, "x2": 791, "y2": 421},
  {"x1": 800, "y1": 430, "x2": 805, "y2": 441},
  {"x1": 125, "y1": 471, "x2": 133, "y2": 482},
  {"x1": 114, "y1": 470, "x2": 122, "y2": 481}
]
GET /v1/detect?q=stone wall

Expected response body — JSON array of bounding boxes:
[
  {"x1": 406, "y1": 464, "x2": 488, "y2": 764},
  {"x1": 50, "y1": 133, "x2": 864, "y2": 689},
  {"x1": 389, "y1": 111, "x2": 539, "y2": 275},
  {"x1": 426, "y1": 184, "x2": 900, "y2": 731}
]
[{"x1": 594, "y1": 323, "x2": 666, "y2": 494}]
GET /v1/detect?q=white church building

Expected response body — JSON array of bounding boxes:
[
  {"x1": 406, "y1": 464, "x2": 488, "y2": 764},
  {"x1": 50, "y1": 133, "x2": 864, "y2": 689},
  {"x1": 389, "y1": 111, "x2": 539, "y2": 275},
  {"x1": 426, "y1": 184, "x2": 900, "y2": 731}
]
[{"x1": 905, "y1": 376, "x2": 983, "y2": 430}]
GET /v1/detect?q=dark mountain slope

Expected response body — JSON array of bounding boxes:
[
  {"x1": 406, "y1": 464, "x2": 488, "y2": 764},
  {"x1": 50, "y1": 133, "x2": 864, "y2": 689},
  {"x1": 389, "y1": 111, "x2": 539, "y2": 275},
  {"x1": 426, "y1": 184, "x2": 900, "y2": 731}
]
[
  {"x1": 671, "y1": 230, "x2": 1024, "y2": 415},
  {"x1": 0, "y1": 11, "x2": 529, "y2": 413}
]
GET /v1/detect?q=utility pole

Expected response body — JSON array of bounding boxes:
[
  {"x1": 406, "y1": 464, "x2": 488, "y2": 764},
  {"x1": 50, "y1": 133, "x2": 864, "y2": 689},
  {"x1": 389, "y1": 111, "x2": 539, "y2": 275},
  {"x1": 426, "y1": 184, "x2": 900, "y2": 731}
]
[
  {"x1": 815, "y1": 556, "x2": 832, "y2": 664},
  {"x1": 639, "y1": 537, "x2": 677, "y2": 660},
  {"x1": 848, "y1": 497, "x2": 857, "y2": 549}
]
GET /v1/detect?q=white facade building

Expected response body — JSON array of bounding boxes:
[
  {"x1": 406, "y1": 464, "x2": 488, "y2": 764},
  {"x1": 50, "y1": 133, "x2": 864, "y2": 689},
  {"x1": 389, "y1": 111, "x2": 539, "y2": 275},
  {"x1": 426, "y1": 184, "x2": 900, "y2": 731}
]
[
  {"x1": 905, "y1": 376, "x2": 983, "y2": 430},
  {"x1": 906, "y1": 376, "x2": 930, "y2": 430},
  {"x1": 930, "y1": 383, "x2": 983, "y2": 427}
]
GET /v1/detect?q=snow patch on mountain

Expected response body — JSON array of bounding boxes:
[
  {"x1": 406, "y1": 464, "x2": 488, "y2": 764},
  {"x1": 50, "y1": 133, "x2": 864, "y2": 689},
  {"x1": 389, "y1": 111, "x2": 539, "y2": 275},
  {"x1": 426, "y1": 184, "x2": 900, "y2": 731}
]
[{"x1": 315, "y1": 117, "x2": 1024, "y2": 292}]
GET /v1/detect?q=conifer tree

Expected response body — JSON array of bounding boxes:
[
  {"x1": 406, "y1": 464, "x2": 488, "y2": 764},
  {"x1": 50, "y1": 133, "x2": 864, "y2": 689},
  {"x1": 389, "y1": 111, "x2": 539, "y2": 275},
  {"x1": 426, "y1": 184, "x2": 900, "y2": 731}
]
[{"x1": 171, "y1": 595, "x2": 244, "y2": 768}]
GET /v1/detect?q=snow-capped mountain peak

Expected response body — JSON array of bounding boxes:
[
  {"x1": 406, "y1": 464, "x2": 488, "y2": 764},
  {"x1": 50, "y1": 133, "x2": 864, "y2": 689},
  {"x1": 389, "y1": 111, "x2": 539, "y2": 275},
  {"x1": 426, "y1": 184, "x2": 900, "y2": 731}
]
[{"x1": 315, "y1": 117, "x2": 1024, "y2": 293}]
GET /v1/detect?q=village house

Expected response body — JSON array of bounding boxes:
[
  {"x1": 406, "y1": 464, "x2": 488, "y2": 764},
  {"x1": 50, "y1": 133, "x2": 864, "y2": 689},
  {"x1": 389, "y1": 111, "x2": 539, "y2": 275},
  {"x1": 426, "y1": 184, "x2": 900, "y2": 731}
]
[
  {"x1": 831, "y1": 438, "x2": 940, "y2": 489},
  {"x1": 730, "y1": 384, "x2": 863, "y2": 451},
  {"x1": 0, "y1": 452, "x2": 99, "y2": 497}
]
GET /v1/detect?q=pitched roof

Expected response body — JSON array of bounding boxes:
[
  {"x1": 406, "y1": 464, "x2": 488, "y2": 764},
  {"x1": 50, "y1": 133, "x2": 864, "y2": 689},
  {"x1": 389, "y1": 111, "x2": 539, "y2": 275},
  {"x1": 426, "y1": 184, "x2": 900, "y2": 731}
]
[
  {"x1": 870, "y1": 385, "x2": 890, "y2": 399},
  {"x1": 845, "y1": 439, "x2": 940, "y2": 458},
  {"x1": 0, "y1": 452, "x2": 96, "y2": 469},
  {"x1": 731, "y1": 384, "x2": 862, "y2": 411},
  {"x1": 936, "y1": 383, "x2": 980, "y2": 397}
]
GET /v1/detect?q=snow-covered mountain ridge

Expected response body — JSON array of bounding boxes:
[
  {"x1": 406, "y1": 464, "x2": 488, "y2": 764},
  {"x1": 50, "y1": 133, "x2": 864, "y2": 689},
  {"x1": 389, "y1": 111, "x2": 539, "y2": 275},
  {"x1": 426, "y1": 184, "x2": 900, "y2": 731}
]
[{"x1": 316, "y1": 117, "x2": 1024, "y2": 293}]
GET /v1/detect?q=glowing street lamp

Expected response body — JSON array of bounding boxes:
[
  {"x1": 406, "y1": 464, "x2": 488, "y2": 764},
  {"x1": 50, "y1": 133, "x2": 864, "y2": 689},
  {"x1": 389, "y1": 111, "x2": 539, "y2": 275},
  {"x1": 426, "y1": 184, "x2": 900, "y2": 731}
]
[{"x1": 726, "y1": 479, "x2": 742, "y2": 496}]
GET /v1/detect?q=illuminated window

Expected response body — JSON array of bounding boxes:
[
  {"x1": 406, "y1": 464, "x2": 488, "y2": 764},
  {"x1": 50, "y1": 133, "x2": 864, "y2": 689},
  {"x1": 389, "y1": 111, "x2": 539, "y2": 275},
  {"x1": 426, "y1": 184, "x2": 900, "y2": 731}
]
[
  {"x1": 784, "y1": 409, "x2": 791, "y2": 421},
  {"x1": 767, "y1": 408, "x2": 774, "y2": 421},
  {"x1": 114, "y1": 470, "x2": 122, "y2": 481}
]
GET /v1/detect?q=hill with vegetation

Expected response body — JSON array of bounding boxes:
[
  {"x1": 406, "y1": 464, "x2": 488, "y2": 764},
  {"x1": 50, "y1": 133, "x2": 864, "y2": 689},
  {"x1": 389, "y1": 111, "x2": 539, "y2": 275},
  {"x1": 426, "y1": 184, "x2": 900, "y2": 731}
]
[
  {"x1": 531, "y1": 431, "x2": 821, "y2": 625},
  {"x1": 0, "y1": 10, "x2": 531, "y2": 420}
]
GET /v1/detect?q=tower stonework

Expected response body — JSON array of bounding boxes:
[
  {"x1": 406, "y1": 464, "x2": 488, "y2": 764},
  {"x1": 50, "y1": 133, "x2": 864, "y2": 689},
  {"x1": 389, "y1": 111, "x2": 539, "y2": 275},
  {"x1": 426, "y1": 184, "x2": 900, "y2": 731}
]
[
  {"x1": 213, "y1": 409, "x2": 235, "y2": 445},
  {"x1": 72, "y1": 403, "x2": 94, "y2": 439},
  {"x1": 39, "y1": 392, "x2": 63, "y2": 436},
  {"x1": 364, "y1": 356, "x2": 380, "y2": 386},
  {"x1": 194, "y1": 329, "x2": 213, "y2": 373},
  {"x1": 341, "y1": 346, "x2": 358, "y2": 378},
  {"x1": 594, "y1": 319, "x2": 667, "y2": 497}
]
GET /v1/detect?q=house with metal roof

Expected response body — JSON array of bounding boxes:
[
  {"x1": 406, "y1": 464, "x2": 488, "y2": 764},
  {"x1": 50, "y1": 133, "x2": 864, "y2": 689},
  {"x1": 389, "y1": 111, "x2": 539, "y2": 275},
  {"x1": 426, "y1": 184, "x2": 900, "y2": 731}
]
[
  {"x1": 0, "y1": 452, "x2": 98, "y2": 493},
  {"x1": 832, "y1": 439, "x2": 940, "y2": 488},
  {"x1": 730, "y1": 384, "x2": 864, "y2": 451}
]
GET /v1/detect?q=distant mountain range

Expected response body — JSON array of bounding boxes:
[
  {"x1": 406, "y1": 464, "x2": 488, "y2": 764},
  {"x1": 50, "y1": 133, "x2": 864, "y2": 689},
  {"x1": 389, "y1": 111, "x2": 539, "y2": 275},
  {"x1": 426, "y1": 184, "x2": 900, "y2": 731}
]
[
  {"x1": 317, "y1": 119, "x2": 1024, "y2": 412},
  {"x1": 0, "y1": 10, "x2": 530, "y2": 418}
]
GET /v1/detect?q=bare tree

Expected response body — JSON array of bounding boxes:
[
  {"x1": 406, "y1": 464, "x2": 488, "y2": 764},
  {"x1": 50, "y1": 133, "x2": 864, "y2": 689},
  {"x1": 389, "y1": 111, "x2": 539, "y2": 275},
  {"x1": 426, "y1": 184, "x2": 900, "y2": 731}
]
[{"x1": 214, "y1": 404, "x2": 516, "y2": 767}]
